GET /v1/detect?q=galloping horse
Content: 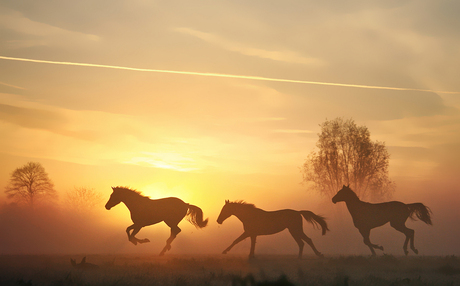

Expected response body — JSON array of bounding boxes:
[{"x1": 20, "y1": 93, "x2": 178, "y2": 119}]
[
  {"x1": 105, "y1": 186, "x2": 208, "y2": 256},
  {"x1": 332, "y1": 185, "x2": 432, "y2": 256},
  {"x1": 217, "y1": 200, "x2": 329, "y2": 259}
]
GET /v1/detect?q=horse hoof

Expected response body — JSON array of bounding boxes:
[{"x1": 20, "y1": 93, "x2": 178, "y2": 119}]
[
  {"x1": 413, "y1": 249, "x2": 419, "y2": 255},
  {"x1": 139, "y1": 239, "x2": 150, "y2": 244},
  {"x1": 130, "y1": 240, "x2": 138, "y2": 246},
  {"x1": 222, "y1": 251, "x2": 227, "y2": 255}
]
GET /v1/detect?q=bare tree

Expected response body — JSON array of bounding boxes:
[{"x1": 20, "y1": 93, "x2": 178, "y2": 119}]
[
  {"x1": 5, "y1": 162, "x2": 57, "y2": 206},
  {"x1": 65, "y1": 187, "x2": 103, "y2": 212},
  {"x1": 302, "y1": 118, "x2": 395, "y2": 201}
]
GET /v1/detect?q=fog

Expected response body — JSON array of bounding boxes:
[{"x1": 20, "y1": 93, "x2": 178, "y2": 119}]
[{"x1": 1, "y1": 177, "x2": 458, "y2": 257}]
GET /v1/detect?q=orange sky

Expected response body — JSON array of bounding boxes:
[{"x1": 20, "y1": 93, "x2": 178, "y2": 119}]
[{"x1": 0, "y1": 1, "x2": 459, "y2": 256}]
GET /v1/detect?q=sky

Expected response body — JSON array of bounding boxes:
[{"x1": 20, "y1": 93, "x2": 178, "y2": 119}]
[{"x1": 0, "y1": 0, "x2": 459, "y2": 256}]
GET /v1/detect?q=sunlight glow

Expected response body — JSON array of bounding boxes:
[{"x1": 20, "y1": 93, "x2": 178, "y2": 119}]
[{"x1": 124, "y1": 152, "x2": 200, "y2": 172}]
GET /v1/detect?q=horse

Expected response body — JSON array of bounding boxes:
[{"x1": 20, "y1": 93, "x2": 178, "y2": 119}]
[
  {"x1": 105, "y1": 186, "x2": 208, "y2": 256},
  {"x1": 332, "y1": 185, "x2": 432, "y2": 256},
  {"x1": 217, "y1": 200, "x2": 329, "y2": 259}
]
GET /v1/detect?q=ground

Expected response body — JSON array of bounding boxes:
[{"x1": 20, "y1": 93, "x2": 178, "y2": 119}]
[{"x1": 0, "y1": 254, "x2": 459, "y2": 285}]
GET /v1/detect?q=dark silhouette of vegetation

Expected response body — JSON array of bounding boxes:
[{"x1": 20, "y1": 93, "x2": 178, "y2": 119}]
[
  {"x1": 70, "y1": 257, "x2": 99, "y2": 270},
  {"x1": 217, "y1": 200, "x2": 328, "y2": 259},
  {"x1": 302, "y1": 117, "x2": 395, "y2": 201},
  {"x1": 232, "y1": 274, "x2": 295, "y2": 286},
  {"x1": 105, "y1": 186, "x2": 208, "y2": 256},
  {"x1": 4, "y1": 162, "x2": 57, "y2": 206},
  {"x1": 332, "y1": 185, "x2": 432, "y2": 256}
]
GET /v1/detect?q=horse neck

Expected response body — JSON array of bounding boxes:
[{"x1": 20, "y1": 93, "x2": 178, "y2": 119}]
[
  {"x1": 231, "y1": 205, "x2": 253, "y2": 222},
  {"x1": 120, "y1": 192, "x2": 146, "y2": 213},
  {"x1": 344, "y1": 195, "x2": 363, "y2": 216}
]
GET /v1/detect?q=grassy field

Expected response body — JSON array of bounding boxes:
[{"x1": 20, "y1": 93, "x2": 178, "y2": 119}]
[{"x1": 0, "y1": 254, "x2": 459, "y2": 286}]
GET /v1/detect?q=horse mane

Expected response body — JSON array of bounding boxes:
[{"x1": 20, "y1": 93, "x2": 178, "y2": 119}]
[
  {"x1": 228, "y1": 200, "x2": 256, "y2": 209},
  {"x1": 113, "y1": 186, "x2": 149, "y2": 198}
]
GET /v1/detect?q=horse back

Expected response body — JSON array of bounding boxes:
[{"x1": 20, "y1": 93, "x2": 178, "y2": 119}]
[
  {"x1": 132, "y1": 197, "x2": 189, "y2": 225},
  {"x1": 243, "y1": 209, "x2": 301, "y2": 235},
  {"x1": 352, "y1": 201, "x2": 410, "y2": 229}
]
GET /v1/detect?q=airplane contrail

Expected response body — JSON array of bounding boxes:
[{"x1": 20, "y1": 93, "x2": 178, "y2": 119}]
[{"x1": 1, "y1": 55, "x2": 459, "y2": 94}]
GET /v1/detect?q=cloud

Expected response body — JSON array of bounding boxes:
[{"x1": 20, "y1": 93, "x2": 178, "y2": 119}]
[
  {"x1": 271, "y1": 129, "x2": 314, "y2": 134},
  {"x1": 0, "y1": 81, "x2": 26, "y2": 90},
  {"x1": 175, "y1": 27, "x2": 324, "y2": 66},
  {"x1": 0, "y1": 103, "x2": 66, "y2": 130},
  {"x1": 0, "y1": 8, "x2": 100, "y2": 49}
]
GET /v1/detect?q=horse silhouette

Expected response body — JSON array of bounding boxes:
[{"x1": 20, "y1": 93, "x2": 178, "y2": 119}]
[
  {"x1": 105, "y1": 186, "x2": 208, "y2": 256},
  {"x1": 217, "y1": 200, "x2": 328, "y2": 259},
  {"x1": 332, "y1": 185, "x2": 432, "y2": 256}
]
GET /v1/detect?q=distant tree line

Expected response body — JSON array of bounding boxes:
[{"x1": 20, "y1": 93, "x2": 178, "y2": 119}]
[{"x1": 4, "y1": 161, "x2": 102, "y2": 210}]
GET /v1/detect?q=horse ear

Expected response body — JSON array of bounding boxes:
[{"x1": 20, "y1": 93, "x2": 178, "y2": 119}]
[
  {"x1": 225, "y1": 199, "x2": 229, "y2": 204},
  {"x1": 347, "y1": 184, "x2": 350, "y2": 188},
  {"x1": 111, "y1": 186, "x2": 115, "y2": 190},
  {"x1": 342, "y1": 185, "x2": 345, "y2": 188}
]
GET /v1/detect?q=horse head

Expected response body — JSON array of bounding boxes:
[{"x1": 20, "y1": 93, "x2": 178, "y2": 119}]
[
  {"x1": 217, "y1": 200, "x2": 232, "y2": 224},
  {"x1": 332, "y1": 185, "x2": 356, "y2": 204},
  {"x1": 105, "y1": 186, "x2": 122, "y2": 210}
]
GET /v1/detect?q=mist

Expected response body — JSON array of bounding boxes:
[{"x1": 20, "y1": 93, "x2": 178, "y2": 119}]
[{"x1": 0, "y1": 175, "x2": 458, "y2": 257}]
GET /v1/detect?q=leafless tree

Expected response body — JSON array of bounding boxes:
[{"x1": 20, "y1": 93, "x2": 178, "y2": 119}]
[
  {"x1": 302, "y1": 118, "x2": 395, "y2": 201},
  {"x1": 5, "y1": 162, "x2": 57, "y2": 206},
  {"x1": 65, "y1": 187, "x2": 103, "y2": 212}
]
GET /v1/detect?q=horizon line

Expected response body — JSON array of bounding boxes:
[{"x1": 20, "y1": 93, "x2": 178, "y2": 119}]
[{"x1": 1, "y1": 55, "x2": 459, "y2": 94}]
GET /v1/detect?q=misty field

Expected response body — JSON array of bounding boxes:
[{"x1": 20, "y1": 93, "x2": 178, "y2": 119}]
[{"x1": 0, "y1": 255, "x2": 459, "y2": 286}]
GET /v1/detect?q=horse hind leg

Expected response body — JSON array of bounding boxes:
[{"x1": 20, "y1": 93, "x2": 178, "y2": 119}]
[
  {"x1": 391, "y1": 221, "x2": 417, "y2": 255},
  {"x1": 301, "y1": 233, "x2": 324, "y2": 258},
  {"x1": 288, "y1": 230, "x2": 305, "y2": 259},
  {"x1": 160, "y1": 225, "x2": 181, "y2": 256}
]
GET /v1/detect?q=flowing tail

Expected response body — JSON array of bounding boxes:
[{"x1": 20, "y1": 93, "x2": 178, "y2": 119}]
[
  {"x1": 407, "y1": 203, "x2": 433, "y2": 225},
  {"x1": 300, "y1": 211, "x2": 329, "y2": 235},
  {"x1": 186, "y1": 204, "x2": 209, "y2": 229}
]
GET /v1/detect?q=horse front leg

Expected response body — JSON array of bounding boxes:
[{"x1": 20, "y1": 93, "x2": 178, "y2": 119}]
[
  {"x1": 359, "y1": 228, "x2": 383, "y2": 256},
  {"x1": 160, "y1": 225, "x2": 181, "y2": 256},
  {"x1": 222, "y1": 232, "x2": 249, "y2": 254},
  {"x1": 126, "y1": 224, "x2": 150, "y2": 245}
]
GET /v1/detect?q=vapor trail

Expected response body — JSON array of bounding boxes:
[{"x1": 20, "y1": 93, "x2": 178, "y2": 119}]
[{"x1": 1, "y1": 55, "x2": 459, "y2": 94}]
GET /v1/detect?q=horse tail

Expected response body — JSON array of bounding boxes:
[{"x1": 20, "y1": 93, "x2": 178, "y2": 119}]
[
  {"x1": 186, "y1": 204, "x2": 209, "y2": 229},
  {"x1": 300, "y1": 211, "x2": 329, "y2": 235},
  {"x1": 407, "y1": 203, "x2": 433, "y2": 225}
]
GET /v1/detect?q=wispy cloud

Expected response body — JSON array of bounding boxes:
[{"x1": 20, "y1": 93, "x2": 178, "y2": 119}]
[
  {"x1": 124, "y1": 152, "x2": 200, "y2": 172},
  {"x1": 1, "y1": 55, "x2": 459, "y2": 94},
  {"x1": 0, "y1": 81, "x2": 26, "y2": 90},
  {"x1": 175, "y1": 27, "x2": 323, "y2": 66},
  {"x1": 0, "y1": 9, "x2": 99, "y2": 49},
  {"x1": 272, "y1": 129, "x2": 314, "y2": 134}
]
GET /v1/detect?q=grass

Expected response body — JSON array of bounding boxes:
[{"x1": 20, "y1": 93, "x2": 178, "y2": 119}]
[{"x1": 0, "y1": 254, "x2": 459, "y2": 285}]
